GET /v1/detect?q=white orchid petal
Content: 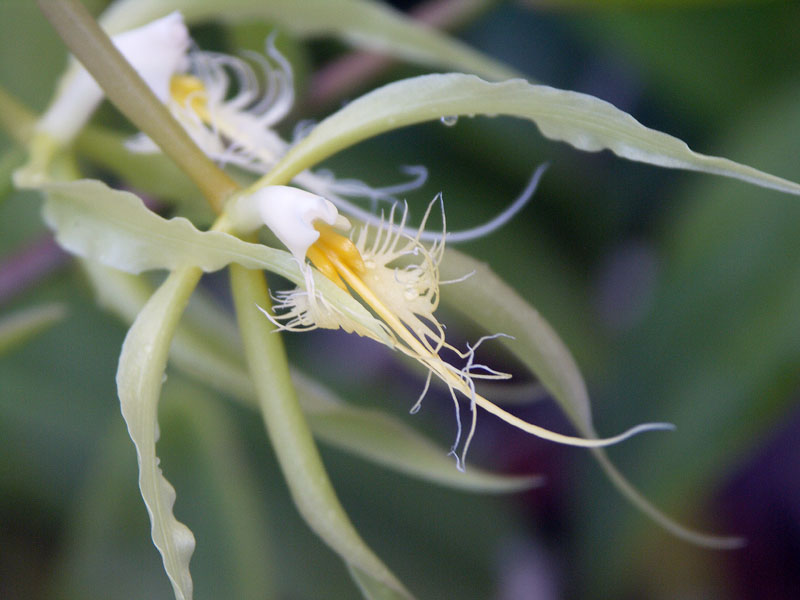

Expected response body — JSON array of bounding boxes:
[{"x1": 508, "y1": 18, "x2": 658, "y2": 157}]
[
  {"x1": 37, "y1": 11, "x2": 189, "y2": 143},
  {"x1": 113, "y1": 11, "x2": 190, "y2": 103},
  {"x1": 232, "y1": 186, "x2": 342, "y2": 263}
]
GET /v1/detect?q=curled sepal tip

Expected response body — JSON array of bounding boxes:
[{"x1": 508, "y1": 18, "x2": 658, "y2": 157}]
[{"x1": 477, "y1": 399, "x2": 676, "y2": 448}]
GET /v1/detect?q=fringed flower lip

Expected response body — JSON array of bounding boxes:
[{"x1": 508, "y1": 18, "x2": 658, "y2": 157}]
[
  {"x1": 230, "y1": 184, "x2": 675, "y2": 469},
  {"x1": 132, "y1": 30, "x2": 433, "y2": 225}
]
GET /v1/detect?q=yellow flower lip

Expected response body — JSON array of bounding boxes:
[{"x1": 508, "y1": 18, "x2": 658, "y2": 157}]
[
  {"x1": 314, "y1": 225, "x2": 366, "y2": 270},
  {"x1": 169, "y1": 74, "x2": 210, "y2": 121},
  {"x1": 307, "y1": 224, "x2": 366, "y2": 291},
  {"x1": 306, "y1": 244, "x2": 346, "y2": 290}
]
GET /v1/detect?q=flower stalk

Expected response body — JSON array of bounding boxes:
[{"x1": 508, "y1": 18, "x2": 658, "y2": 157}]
[{"x1": 229, "y1": 262, "x2": 411, "y2": 597}]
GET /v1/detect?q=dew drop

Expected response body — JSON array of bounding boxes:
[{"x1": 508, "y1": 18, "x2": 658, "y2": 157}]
[{"x1": 440, "y1": 115, "x2": 458, "y2": 127}]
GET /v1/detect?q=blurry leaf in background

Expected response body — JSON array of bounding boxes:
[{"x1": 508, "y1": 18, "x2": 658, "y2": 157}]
[
  {"x1": 0, "y1": 303, "x2": 65, "y2": 355},
  {"x1": 0, "y1": 274, "x2": 126, "y2": 600},
  {"x1": 575, "y1": 76, "x2": 800, "y2": 600},
  {"x1": 97, "y1": 0, "x2": 518, "y2": 81},
  {"x1": 0, "y1": 2, "x2": 67, "y2": 113}
]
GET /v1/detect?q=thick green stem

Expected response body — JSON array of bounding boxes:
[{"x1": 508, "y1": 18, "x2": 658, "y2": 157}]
[
  {"x1": 36, "y1": 0, "x2": 237, "y2": 212},
  {"x1": 229, "y1": 263, "x2": 411, "y2": 598}
]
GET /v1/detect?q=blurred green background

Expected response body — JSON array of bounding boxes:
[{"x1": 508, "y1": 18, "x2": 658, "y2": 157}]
[{"x1": 2, "y1": 1, "x2": 799, "y2": 598}]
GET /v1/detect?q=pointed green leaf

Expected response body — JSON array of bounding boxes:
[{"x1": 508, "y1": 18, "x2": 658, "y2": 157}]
[
  {"x1": 40, "y1": 178, "x2": 390, "y2": 344},
  {"x1": 99, "y1": 0, "x2": 516, "y2": 81},
  {"x1": 116, "y1": 266, "x2": 202, "y2": 600},
  {"x1": 259, "y1": 73, "x2": 800, "y2": 196}
]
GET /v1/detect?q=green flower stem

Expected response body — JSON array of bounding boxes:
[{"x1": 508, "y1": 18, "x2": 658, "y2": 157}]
[
  {"x1": 229, "y1": 262, "x2": 411, "y2": 598},
  {"x1": 36, "y1": 0, "x2": 237, "y2": 212}
]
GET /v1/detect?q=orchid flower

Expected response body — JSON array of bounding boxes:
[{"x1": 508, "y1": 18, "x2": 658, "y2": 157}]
[
  {"x1": 228, "y1": 184, "x2": 673, "y2": 469},
  {"x1": 9, "y1": 4, "x2": 800, "y2": 599},
  {"x1": 135, "y1": 28, "x2": 536, "y2": 242}
]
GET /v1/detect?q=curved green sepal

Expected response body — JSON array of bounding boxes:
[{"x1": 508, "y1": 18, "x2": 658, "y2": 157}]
[
  {"x1": 116, "y1": 267, "x2": 202, "y2": 599},
  {"x1": 258, "y1": 73, "x2": 800, "y2": 196}
]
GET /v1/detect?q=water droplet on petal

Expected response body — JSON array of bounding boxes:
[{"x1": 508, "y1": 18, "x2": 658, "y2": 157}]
[{"x1": 440, "y1": 115, "x2": 458, "y2": 127}]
